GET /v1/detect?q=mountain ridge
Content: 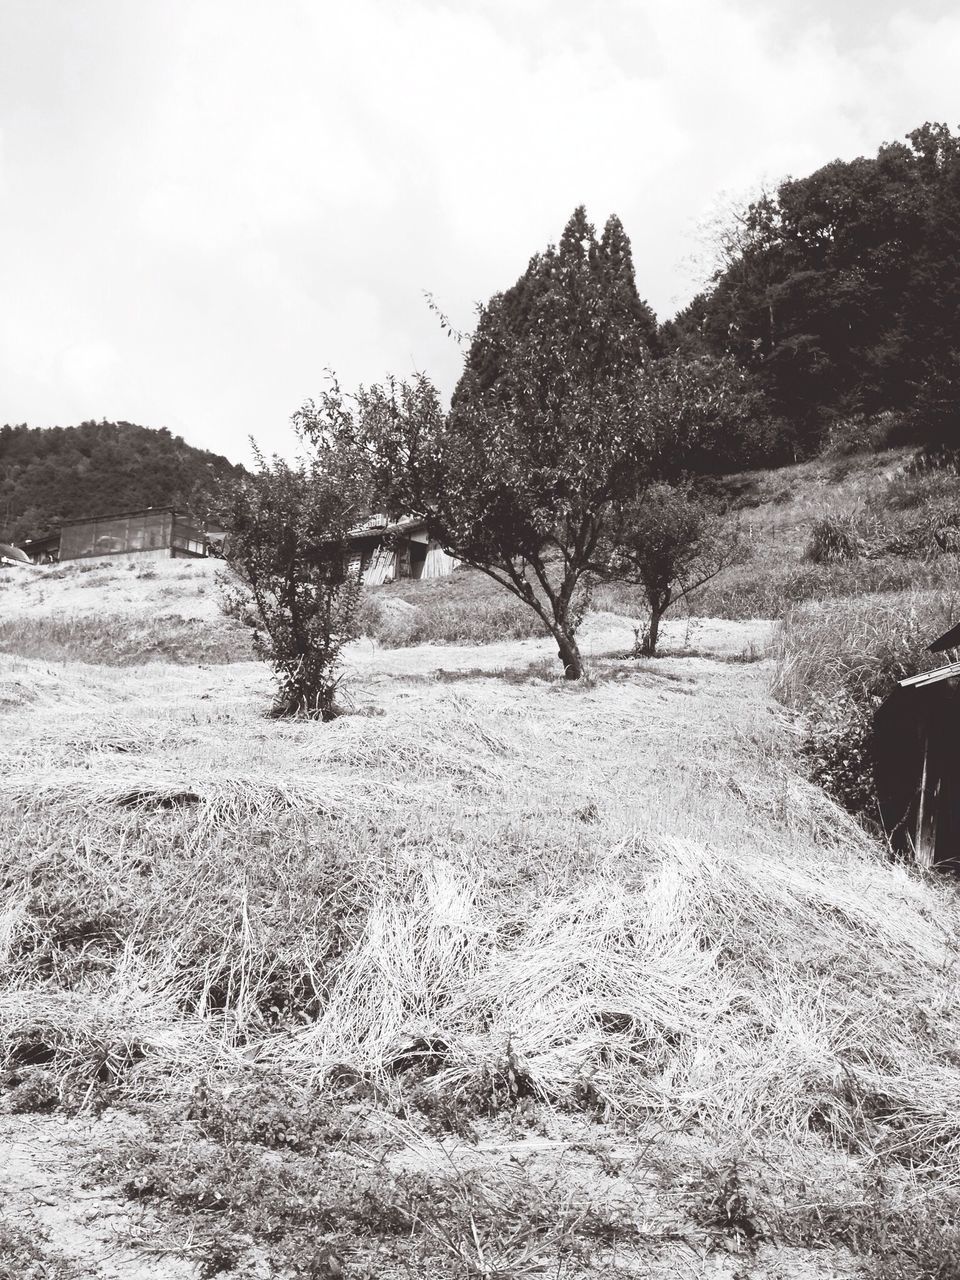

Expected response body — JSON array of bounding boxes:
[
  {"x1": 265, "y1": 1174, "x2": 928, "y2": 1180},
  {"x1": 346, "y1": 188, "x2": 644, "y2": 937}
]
[{"x1": 0, "y1": 419, "x2": 245, "y2": 540}]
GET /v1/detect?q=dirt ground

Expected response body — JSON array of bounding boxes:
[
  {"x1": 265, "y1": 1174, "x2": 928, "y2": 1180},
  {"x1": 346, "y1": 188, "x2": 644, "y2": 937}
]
[
  {"x1": 0, "y1": 1112, "x2": 196, "y2": 1279},
  {"x1": 0, "y1": 1110, "x2": 859, "y2": 1280}
]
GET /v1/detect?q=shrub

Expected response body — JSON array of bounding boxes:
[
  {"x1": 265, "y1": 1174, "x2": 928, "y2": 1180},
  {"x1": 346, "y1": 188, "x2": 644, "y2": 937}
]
[
  {"x1": 806, "y1": 513, "x2": 867, "y2": 565},
  {"x1": 600, "y1": 482, "x2": 747, "y2": 656},
  {"x1": 221, "y1": 444, "x2": 367, "y2": 719}
]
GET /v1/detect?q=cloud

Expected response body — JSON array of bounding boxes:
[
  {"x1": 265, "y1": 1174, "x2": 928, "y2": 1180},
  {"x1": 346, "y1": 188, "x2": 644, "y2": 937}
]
[
  {"x1": 0, "y1": 0, "x2": 957, "y2": 459},
  {"x1": 59, "y1": 341, "x2": 121, "y2": 396}
]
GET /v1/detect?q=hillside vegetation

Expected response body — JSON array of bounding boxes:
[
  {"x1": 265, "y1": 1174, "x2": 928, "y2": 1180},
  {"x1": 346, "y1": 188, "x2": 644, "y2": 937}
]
[
  {"x1": 666, "y1": 122, "x2": 960, "y2": 455},
  {"x1": 2, "y1": 488, "x2": 960, "y2": 1277},
  {"x1": 0, "y1": 420, "x2": 245, "y2": 541}
]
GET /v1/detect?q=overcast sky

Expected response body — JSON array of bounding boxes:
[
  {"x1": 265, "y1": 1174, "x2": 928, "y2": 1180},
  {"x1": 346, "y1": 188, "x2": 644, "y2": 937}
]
[{"x1": 1, "y1": 0, "x2": 958, "y2": 463}]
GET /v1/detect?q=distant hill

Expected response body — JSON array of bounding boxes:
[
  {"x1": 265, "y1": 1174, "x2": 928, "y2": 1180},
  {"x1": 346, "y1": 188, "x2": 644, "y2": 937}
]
[{"x1": 0, "y1": 420, "x2": 245, "y2": 540}]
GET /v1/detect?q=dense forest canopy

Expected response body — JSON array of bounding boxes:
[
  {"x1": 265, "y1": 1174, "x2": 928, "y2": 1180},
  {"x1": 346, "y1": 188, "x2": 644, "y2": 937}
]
[
  {"x1": 663, "y1": 122, "x2": 960, "y2": 457},
  {"x1": 0, "y1": 420, "x2": 245, "y2": 541}
]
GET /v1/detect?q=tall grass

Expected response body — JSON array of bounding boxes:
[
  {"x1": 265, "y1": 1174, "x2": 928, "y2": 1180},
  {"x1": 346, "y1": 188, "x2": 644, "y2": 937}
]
[
  {"x1": 692, "y1": 554, "x2": 960, "y2": 621},
  {"x1": 0, "y1": 613, "x2": 253, "y2": 665},
  {"x1": 771, "y1": 589, "x2": 959, "y2": 712},
  {"x1": 771, "y1": 589, "x2": 960, "y2": 813},
  {"x1": 357, "y1": 590, "x2": 547, "y2": 647}
]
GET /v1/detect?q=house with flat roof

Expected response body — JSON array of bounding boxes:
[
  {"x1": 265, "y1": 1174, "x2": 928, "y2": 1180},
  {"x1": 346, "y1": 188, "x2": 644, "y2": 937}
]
[{"x1": 58, "y1": 507, "x2": 208, "y2": 563}]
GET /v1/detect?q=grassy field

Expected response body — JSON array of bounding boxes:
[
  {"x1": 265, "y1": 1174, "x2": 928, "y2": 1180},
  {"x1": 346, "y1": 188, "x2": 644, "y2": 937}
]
[{"x1": 2, "y1": 458, "x2": 960, "y2": 1277}]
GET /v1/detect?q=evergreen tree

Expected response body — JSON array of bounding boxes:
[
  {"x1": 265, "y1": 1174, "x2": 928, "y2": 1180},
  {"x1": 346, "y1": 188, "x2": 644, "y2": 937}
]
[{"x1": 306, "y1": 208, "x2": 735, "y2": 680}]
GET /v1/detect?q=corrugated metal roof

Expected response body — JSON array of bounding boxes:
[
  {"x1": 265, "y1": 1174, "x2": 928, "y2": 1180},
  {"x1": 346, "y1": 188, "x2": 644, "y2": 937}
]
[
  {"x1": 346, "y1": 515, "x2": 427, "y2": 539},
  {"x1": 58, "y1": 506, "x2": 185, "y2": 527},
  {"x1": 898, "y1": 662, "x2": 960, "y2": 689}
]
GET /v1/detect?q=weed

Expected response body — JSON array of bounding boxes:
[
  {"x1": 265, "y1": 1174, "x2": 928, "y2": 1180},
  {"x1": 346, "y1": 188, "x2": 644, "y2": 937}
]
[
  {"x1": 0, "y1": 613, "x2": 252, "y2": 665},
  {"x1": 358, "y1": 591, "x2": 546, "y2": 647},
  {"x1": 687, "y1": 1159, "x2": 773, "y2": 1252},
  {"x1": 187, "y1": 1074, "x2": 377, "y2": 1154},
  {"x1": 105, "y1": 1116, "x2": 644, "y2": 1278},
  {"x1": 806, "y1": 512, "x2": 869, "y2": 564},
  {"x1": 0, "y1": 1221, "x2": 85, "y2": 1279},
  {"x1": 771, "y1": 590, "x2": 958, "y2": 812}
]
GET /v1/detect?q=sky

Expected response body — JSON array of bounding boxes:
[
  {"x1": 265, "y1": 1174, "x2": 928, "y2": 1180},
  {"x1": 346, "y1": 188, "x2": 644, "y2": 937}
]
[{"x1": 1, "y1": 0, "x2": 958, "y2": 464}]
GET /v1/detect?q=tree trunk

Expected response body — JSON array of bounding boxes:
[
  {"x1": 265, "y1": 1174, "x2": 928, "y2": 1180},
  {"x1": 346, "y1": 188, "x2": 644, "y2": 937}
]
[
  {"x1": 556, "y1": 629, "x2": 585, "y2": 680},
  {"x1": 645, "y1": 609, "x2": 661, "y2": 657}
]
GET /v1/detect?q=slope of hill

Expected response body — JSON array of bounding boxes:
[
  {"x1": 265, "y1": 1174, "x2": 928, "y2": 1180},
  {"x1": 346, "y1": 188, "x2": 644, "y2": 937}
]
[
  {"x1": 1, "y1": 499, "x2": 959, "y2": 1277},
  {"x1": 0, "y1": 420, "x2": 245, "y2": 541}
]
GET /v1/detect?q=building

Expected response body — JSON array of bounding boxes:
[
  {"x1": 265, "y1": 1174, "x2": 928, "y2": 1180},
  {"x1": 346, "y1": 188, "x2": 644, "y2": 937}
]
[
  {"x1": 347, "y1": 515, "x2": 458, "y2": 585},
  {"x1": 17, "y1": 531, "x2": 61, "y2": 564},
  {"x1": 58, "y1": 507, "x2": 208, "y2": 563},
  {"x1": 874, "y1": 663, "x2": 960, "y2": 870}
]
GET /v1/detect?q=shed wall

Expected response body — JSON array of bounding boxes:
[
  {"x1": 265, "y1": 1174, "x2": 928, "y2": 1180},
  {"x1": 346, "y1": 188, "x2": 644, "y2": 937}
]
[{"x1": 423, "y1": 543, "x2": 458, "y2": 579}]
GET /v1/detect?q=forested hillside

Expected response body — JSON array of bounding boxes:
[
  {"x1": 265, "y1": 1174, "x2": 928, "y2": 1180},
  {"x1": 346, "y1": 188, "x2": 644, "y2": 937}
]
[
  {"x1": 0, "y1": 420, "x2": 245, "y2": 540},
  {"x1": 664, "y1": 121, "x2": 960, "y2": 457}
]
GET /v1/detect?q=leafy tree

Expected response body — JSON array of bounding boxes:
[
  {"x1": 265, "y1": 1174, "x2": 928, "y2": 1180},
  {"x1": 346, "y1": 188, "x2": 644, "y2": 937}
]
[
  {"x1": 303, "y1": 209, "x2": 663, "y2": 680},
  {"x1": 601, "y1": 483, "x2": 746, "y2": 656},
  {"x1": 221, "y1": 442, "x2": 366, "y2": 720},
  {"x1": 662, "y1": 124, "x2": 960, "y2": 452},
  {"x1": 303, "y1": 213, "x2": 749, "y2": 680}
]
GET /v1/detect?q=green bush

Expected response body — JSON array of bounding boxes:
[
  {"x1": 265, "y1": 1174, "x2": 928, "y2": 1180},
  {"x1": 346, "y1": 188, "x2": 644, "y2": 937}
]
[{"x1": 806, "y1": 513, "x2": 868, "y2": 565}]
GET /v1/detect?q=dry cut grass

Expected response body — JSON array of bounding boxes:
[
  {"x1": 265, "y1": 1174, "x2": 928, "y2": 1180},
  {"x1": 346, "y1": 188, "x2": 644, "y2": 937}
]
[
  {"x1": 0, "y1": 612, "x2": 253, "y2": 665},
  {"x1": 3, "y1": 641, "x2": 960, "y2": 1198}
]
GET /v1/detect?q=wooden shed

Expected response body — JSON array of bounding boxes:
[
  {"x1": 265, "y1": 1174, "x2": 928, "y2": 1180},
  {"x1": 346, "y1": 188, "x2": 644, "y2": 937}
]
[
  {"x1": 874, "y1": 663, "x2": 960, "y2": 870},
  {"x1": 347, "y1": 516, "x2": 458, "y2": 586}
]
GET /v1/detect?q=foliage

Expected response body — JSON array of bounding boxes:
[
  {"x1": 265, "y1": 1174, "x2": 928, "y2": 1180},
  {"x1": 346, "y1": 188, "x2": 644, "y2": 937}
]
[
  {"x1": 822, "y1": 411, "x2": 900, "y2": 457},
  {"x1": 0, "y1": 419, "x2": 244, "y2": 542},
  {"x1": 772, "y1": 592, "x2": 957, "y2": 815},
  {"x1": 666, "y1": 123, "x2": 960, "y2": 454},
  {"x1": 799, "y1": 689, "x2": 878, "y2": 814},
  {"x1": 600, "y1": 482, "x2": 747, "y2": 655},
  {"x1": 306, "y1": 212, "x2": 752, "y2": 680},
  {"x1": 303, "y1": 208, "x2": 659, "y2": 680},
  {"x1": 806, "y1": 513, "x2": 868, "y2": 564},
  {"x1": 220, "y1": 443, "x2": 366, "y2": 719}
]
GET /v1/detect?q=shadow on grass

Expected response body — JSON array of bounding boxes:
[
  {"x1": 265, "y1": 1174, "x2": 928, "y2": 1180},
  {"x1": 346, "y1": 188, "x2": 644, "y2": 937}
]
[{"x1": 399, "y1": 656, "x2": 698, "y2": 688}]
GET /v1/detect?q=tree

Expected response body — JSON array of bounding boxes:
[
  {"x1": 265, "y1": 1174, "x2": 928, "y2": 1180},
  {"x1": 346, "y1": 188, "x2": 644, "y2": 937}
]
[
  {"x1": 302, "y1": 208, "x2": 665, "y2": 680},
  {"x1": 668, "y1": 123, "x2": 960, "y2": 452},
  {"x1": 602, "y1": 483, "x2": 747, "y2": 657},
  {"x1": 221, "y1": 441, "x2": 366, "y2": 719}
]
